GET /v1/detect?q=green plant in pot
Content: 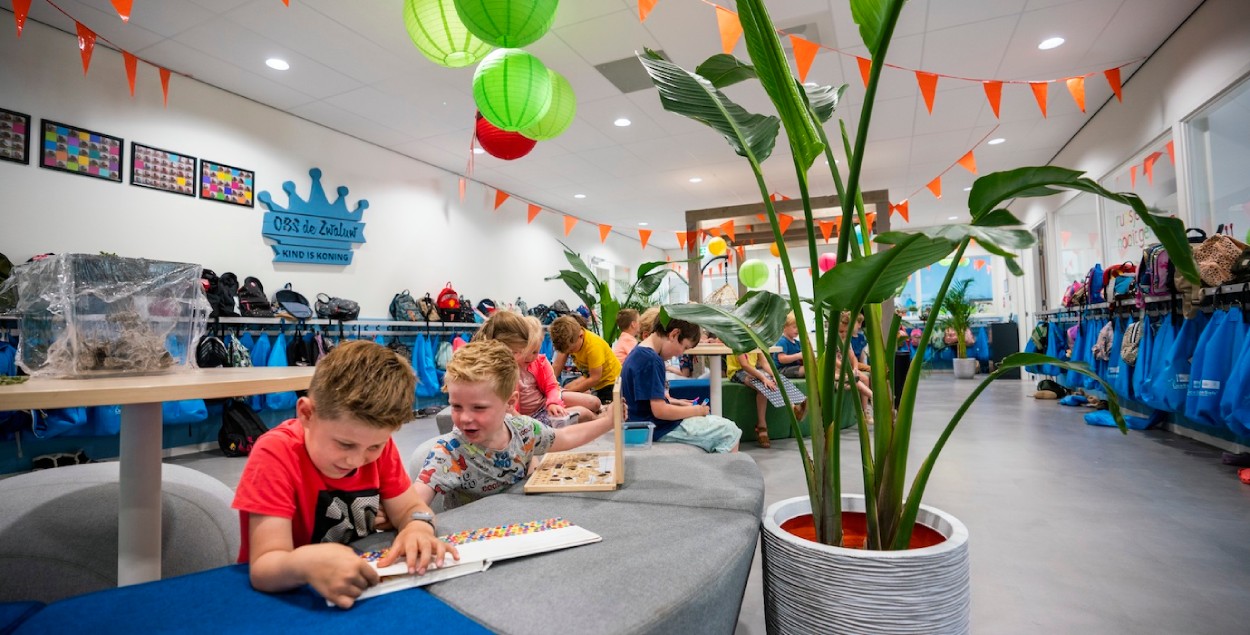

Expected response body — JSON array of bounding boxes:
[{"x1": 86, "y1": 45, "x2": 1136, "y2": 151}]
[
  {"x1": 637, "y1": 0, "x2": 1200, "y2": 631},
  {"x1": 547, "y1": 246, "x2": 682, "y2": 343},
  {"x1": 940, "y1": 278, "x2": 980, "y2": 379}
]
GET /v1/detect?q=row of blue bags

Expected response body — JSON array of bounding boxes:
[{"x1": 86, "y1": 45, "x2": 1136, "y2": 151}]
[{"x1": 917, "y1": 326, "x2": 991, "y2": 366}]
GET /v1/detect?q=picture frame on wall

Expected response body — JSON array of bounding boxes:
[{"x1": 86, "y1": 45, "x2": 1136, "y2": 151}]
[
  {"x1": 130, "y1": 142, "x2": 197, "y2": 197},
  {"x1": 0, "y1": 107, "x2": 31, "y2": 165},
  {"x1": 199, "y1": 159, "x2": 255, "y2": 208},
  {"x1": 38, "y1": 119, "x2": 124, "y2": 182}
]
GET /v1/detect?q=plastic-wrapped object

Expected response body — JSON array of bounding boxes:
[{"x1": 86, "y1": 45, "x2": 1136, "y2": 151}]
[{"x1": 2, "y1": 254, "x2": 209, "y2": 378}]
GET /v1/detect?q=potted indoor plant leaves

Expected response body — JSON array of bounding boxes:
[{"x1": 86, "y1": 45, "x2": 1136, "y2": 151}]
[
  {"x1": 638, "y1": 0, "x2": 1200, "y2": 632},
  {"x1": 941, "y1": 278, "x2": 980, "y2": 379}
]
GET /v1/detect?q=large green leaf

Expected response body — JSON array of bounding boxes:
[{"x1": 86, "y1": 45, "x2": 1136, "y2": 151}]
[
  {"x1": 814, "y1": 234, "x2": 956, "y2": 313},
  {"x1": 600, "y1": 281, "x2": 620, "y2": 341},
  {"x1": 967, "y1": 167, "x2": 1199, "y2": 284},
  {"x1": 736, "y1": 0, "x2": 824, "y2": 170},
  {"x1": 635, "y1": 268, "x2": 674, "y2": 298},
  {"x1": 850, "y1": 0, "x2": 890, "y2": 52},
  {"x1": 694, "y1": 53, "x2": 756, "y2": 88},
  {"x1": 545, "y1": 270, "x2": 597, "y2": 310},
  {"x1": 662, "y1": 291, "x2": 789, "y2": 355},
  {"x1": 562, "y1": 249, "x2": 599, "y2": 288},
  {"x1": 805, "y1": 83, "x2": 847, "y2": 124},
  {"x1": 638, "y1": 49, "x2": 780, "y2": 162},
  {"x1": 894, "y1": 222, "x2": 1034, "y2": 259}
]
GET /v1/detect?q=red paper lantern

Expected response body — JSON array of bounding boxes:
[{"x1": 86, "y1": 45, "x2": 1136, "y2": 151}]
[{"x1": 475, "y1": 112, "x2": 537, "y2": 160}]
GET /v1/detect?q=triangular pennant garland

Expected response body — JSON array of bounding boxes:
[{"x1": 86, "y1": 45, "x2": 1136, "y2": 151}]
[
  {"x1": 13, "y1": 0, "x2": 31, "y2": 37},
  {"x1": 915, "y1": 71, "x2": 939, "y2": 114},
  {"x1": 458, "y1": 177, "x2": 466, "y2": 202},
  {"x1": 864, "y1": 212, "x2": 876, "y2": 234},
  {"x1": 563, "y1": 215, "x2": 578, "y2": 236},
  {"x1": 599, "y1": 224, "x2": 612, "y2": 243},
  {"x1": 720, "y1": 220, "x2": 735, "y2": 241},
  {"x1": 638, "y1": 229, "x2": 652, "y2": 250},
  {"x1": 891, "y1": 200, "x2": 910, "y2": 222},
  {"x1": 1065, "y1": 76, "x2": 1086, "y2": 113},
  {"x1": 1029, "y1": 81, "x2": 1048, "y2": 118},
  {"x1": 123, "y1": 51, "x2": 138, "y2": 96},
  {"x1": 1060, "y1": 230, "x2": 1072, "y2": 247},
  {"x1": 1166, "y1": 141, "x2": 1175, "y2": 165},
  {"x1": 110, "y1": 0, "x2": 134, "y2": 22},
  {"x1": 735, "y1": 246, "x2": 746, "y2": 261},
  {"x1": 927, "y1": 176, "x2": 942, "y2": 199},
  {"x1": 1144, "y1": 151, "x2": 1162, "y2": 184},
  {"x1": 494, "y1": 190, "x2": 510, "y2": 210},
  {"x1": 676, "y1": 231, "x2": 688, "y2": 250},
  {"x1": 706, "y1": 227, "x2": 721, "y2": 238},
  {"x1": 957, "y1": 151, "x2": 977, "y2": 175},
  {"x1": 790, "y1": 35, "x2": 820, "y2": 83},
  {"x1": 1104, "y1": 67, "x2": 1123, "y2": 102},
  {"x1": 159, "y1": 67, "x2": 171, "y2": 106},
  {"x1": 639, "y1": 0, "x2": 658, "y2": 22},
  {"x1": 1130, "y1": 165, "x2": 1138, "y2": 188},
  {"x1": 818, "y1": 220, "x2": 834, "y2": 243},
  {"x1": 856, "y1": 56, "x2": 872, "y2": 88},
  {"x1": 983, "y1": 81, "x2": 1002, "y2": 118},
  {"x1": 777, "y1": 213, "x2": 794, "y2": 235},
  {"x1": 973, "y1": 259, "x2": 985, "y2": 271},
  {"x1": 715, "y1": 6, "x2": 742, "y2": 55},
  {"x1": 76, "y1": 22, "x2": 97, "y2": 76},
  {"x1": 527, "y1": 204, "x2": 541, "y2": 223}
]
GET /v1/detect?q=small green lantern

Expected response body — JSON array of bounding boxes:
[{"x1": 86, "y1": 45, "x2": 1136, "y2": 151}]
[
  {"x1": 739, "y1": 259, "x2": 770, "y2": 289},
  {"x1": 520, "y1": 69, "x2": 575, "y2": 140},
  {"x1": 473, "y1": 48, "x2": 553, "y2": 132},
  {"x1": 403, "y1": 0, "x2": 493, "y2": 69},
  {"x1": 453, "y1": 0, "x2": 559, "y2": 48}
]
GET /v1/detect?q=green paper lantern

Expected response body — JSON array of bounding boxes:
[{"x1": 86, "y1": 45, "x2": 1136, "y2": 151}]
[
  {"x1": 520, "y1": 69, "x2": 575, "y2": 140},
  {"x1": 453, "y1": 0, "x2": 559, "y2": 48},
  {"x1": 404, "y1": 0, "x2": 493, "y2": 68},
  {"x1": 739, "y1": 259, "x2": 770, "y2": 290},
  {"x1": 473, "y1": 48, "x2": 553, "y2": 132}
]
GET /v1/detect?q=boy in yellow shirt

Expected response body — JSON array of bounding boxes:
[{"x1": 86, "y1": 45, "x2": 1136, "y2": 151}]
[{"x1": 550, "y1": 315, "x2": 622, "y2": 403}]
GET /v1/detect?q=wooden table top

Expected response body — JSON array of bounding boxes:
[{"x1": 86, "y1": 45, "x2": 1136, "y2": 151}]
[{"x1": 0, "y1": 367, "x2": 316, "y2": 410}]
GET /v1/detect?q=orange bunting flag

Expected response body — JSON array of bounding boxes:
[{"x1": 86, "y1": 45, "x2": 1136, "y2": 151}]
[
  {"x1": 638, "y1": 229, "x2": 652, "y2": 250},
  {"x1": 1165, "y1": 140, "x2": 1175, "y2": 165},
  {"x1": 715, "y1": 6, "x2": 742, "y2": 55},
  {"x1": 790, "y1": 35, "x2": 820, "y2": 83},
  {"x1": 915, "y1": 71, "x2": 939, "y2": 114},
  {"x1": 76, "y1": 22, "x2": 97, "y2": 76},
  {"x1": 756, "y1": 213, "x2": 767, "y2": 222},
  {"x1": 458, "y1": 177, "x2": 466, "y2": 202},
  {"x1": 856, "y1": 56, "x2": 872, "y2": 88},
  {"x1": 1029, "y1": 81, "x2": 1049, "y2": 118},
  {"x1": 706, "y1": 227, "x2": 721, "y2": 238},
  {"x1": 983, "y1": 81, "x2": 1002, "y2": 118},
  {"x1": 527, "y1": 204, "x2": 541, "y2": 223},
  {"x1": 599, "y1": 224, "x2": 612, "y2": 243},
  {"x1": 818, "y1": 221, "x2": 834, "y2": 243},
  {"x1": 123, "y1": 52, "x2": 138, "y2": 96},
  {"x1": 110, "y1": 0, "x2": 133, "y2": 22},
  {"x1": 927, "y1": 176, "x2": 942, "y2": 199},
  {"x1": 777, "y1": 213, "x2": 794, "y2": 235},
  {"x1": 1130, "y1": 165, "x2": 1138, "y2": 188},
  {"x1": 563, "y1": 215, "x2": 578, "y2": 236},
  {"x1": 720, "y1": 220, "x2": 735, "y2": 241},
  {"x1": 13, "y1": 0, "x2": 31, "y2": 37},
  {"x1": 891, "y1": 200, "x2": 910, "y2": 222},
  {"x1": 676, "y1": 231, "x2": 688, "y2": 250},
  {"x1": 973, "y1": 259, "x2": 985, "y2": 272},
  {"x1": 639, "y1": 0, "x2": 658, "y2": 22},
  {"x1": 1104, "y1": 67, "x2": 1123, "y2": 102},
  {"x1": 1144, "y1": 151, "x2": 1163, "y2": 184},
  {"x1": 1065, "y1": 76, "x2": 1086, "y2": 113},
  {"x1": 1060, "y1": 230, "x2": 1072, "y2": 247},
  {"x1": 282, "y1": 0, "x2": 290, "y2": 5},
  {"x1": 494, "y1": 190, "x2": 510, "y2": 209},
  {"x1": 957, "y1": 151, "x2": 977, "y2": 175},
  {"x1": 735, "y1": 245, "x2": 745, "y2": 261},
  {"x1": 865, "y1": 212, "x2": 876, "y2": 233},
  {"x1": 159, "y1": 67, "x2": 171, "y2": 106}
]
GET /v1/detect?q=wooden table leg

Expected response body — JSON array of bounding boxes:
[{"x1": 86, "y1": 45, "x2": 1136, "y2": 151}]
[{"x1": 119, "y1": 402, "x2": 162, "y2": 586}]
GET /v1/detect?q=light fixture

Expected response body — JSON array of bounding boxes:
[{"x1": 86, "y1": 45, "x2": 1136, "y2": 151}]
[
  {"x1": 472, "y1": 147, "x2": 485, "y2": 154},
  {"x1": 963, "y1": 187, "x2": 972, "y2": 191},
  {"x1": 614, "y1": 117, "x2": 632, "y2": 127},
  {"x1": 988, "y1": 137, "x2": 1006, "y2": 145},
  {"x1": 265, "y1": 58, "x2": 290, "y2": 71},
  {"x1": 1038, "y1": 37, "x2": 1065, "y2": 50},
  {"x1": 573, "y1": 193, "x2": 586, "y2": 199},
  {"x1": 638, "y1": 221, "x2": 649, "y2": 226},
  {"x1": 948, "y1": 215, "x2": 958, "y2": 220},
  {"x1": 688, "y1": 177, "x2": 703, "y2": 183}
]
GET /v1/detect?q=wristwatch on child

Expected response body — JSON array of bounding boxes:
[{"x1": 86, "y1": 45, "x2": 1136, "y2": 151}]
[{"x1": 410, "y1": 511, "x2": 437, "y2": 533}]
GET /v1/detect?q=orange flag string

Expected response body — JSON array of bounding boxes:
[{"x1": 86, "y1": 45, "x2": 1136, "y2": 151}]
[
  {"x1": 1060, "y1": 230, "x2": 1072, "y2": 247},
  {"x1": 638, "y1": 229, "x2": 653, "y2": 250},
  {"x1": 715, "y1": 6, "x2": 742, "y2": 55},
  {"x1": 1030, "y1": 81, "x2": 1048, "y2": 118},
  {"x1": 599, "y1": 224, "x2": 612, "y2": 243},
  {"x1": 818, "y1": 220, "x2": 835, "y2": 243},
  {"x1": 720, "y1": 220, "x2": 735, "y2": 241},
  {"x1": 790, "y1": 35, "x2": 820, "y2": 83},
  {"x1": 756, "y1": 213, "x2": 767, "y2": 222},
  {"x1": 1130, "y1": 165, "x2": 1138, "y2": 188},
  {"x1": 864, "y1": 212, "x2": 876, "y2": 233},
  {"x1": 563, "y1": 215, "x2": 578, "y2": 236},
  {"x1": 983, "y1": 81, "x2": 1002, "y2": 118},
  {"x1": 777, "y1": 213, "x2": 794, "y2": 235},
  {"x1": 458, "y1": 177, "x2": 466, "y2": 202},
  {"x1": 109, "y1": 0, "x2": 133, "y2": 22},
  {"x1": 639, "y1": 0, "x2": 658, "y2": 22},
  {"x1": 76, "y1": 22, "x2": 97, "y2": 76},
  {"x1": 1065, "y1": 76, "x2": 1086, "y2": 112},
  {"x1": 706, "y1": 227, "x2": 721, "y2": 238},
  {"x1": 957, "y1": 151, "x2": 977, "y2": 175},
  {"x1": 676, "y1": 231, "x2": 688, "y2": 250},
  {"x1": 527, "y1": 204, "x2": 542, "y2": 223},
  {"x1": 13, "y1": 0, "x2": 31, "y2": 37},
  {"x1": 891, "y1": 200, "x2": 910, "y2": 222},
  {"x1": 856, "y1": 56, "x2": 872, "y2": 88},
  {"x1": 915, "y1": 71, "x2": 938, "y2": 114},
  {"x1": 735, "y1": 246, "x2": 745, "y2": 261},
  {"x1": 1104, "y1": 68, "x2": 1123, "y2": 102},
  {"x1": 927, "y1": 176, "x2": 942, "y2": 199},
  {"x1": 123, "y1": 51, "x2": 138, "y2": 96},
  {"x1": 159, "y1": 67, "x2": 171, "y2": 106},
  {"x1": 1165, "y1": 140, "x2": 1175, "y2": 165},
  {"x1": 494, "y1": 190, "x2": 510, "y2": 210},
  {"x1": 1144, "y1": 151, "x2": 1162, "y2": 184}
]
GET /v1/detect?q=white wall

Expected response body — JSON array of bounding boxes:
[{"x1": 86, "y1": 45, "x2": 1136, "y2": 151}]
[
  {"x1": 1012, "y1": 0, "x2": 1250, "y2": 228},
  {"x1": 0, "y1": 20, "x2": 662, "y2": 317}
]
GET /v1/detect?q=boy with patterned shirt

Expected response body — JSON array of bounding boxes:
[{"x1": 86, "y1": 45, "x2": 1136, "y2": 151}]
[
  {"x1": 415, "y1": 340, "x2": 616, "y2": 509},
  {"x1": 550, "y1": 315, "x2": 622, "y2": 403},
  {"x1": 232, "y1": 340, "x2": 457, "y2": 609}
]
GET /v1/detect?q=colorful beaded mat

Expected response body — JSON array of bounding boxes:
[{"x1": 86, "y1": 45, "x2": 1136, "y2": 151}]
[{"x1": 358, "y1": 517, "x2": 573, "y2": 561}]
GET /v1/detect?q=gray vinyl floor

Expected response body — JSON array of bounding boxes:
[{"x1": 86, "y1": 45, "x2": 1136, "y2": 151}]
[{"x1": 166, "y1": 376, "x2": 1250, "y2": 635}]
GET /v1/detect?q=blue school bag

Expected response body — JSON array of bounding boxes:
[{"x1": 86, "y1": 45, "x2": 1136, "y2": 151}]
[
  {"x1": 163, "y1": 337, "x2": 208, "y2": 425},
  {"x1": 1188, "y1": 307, "x2": 1244, "y2": 426},
  {"x1": 1063, "y1": 320, "x2": 1087, "y2": 388},
  {"x1": 1111, "y1": 316, "x2": 1135, "y2": 400},
  {"x1": 541, "y1": 333, "x2": 555, "y2": 362},
  {"x1": 1131, "y1": 316, "x2": 1155, "y2": 405},
  {"x1": 1157, "y1": 313, "x2": 1207, "y2": 413},
  {"x1": 248, "y1": 334, "x2": 271, "y2": 412},
  {"x1": 1140, "y1": 316, "x2": 1177, "y2": 411},
  {"x1": 265, "y1": 334, "x2": 298, "y2": 412},
  {"x1": 1039, "y1": 321, "x2": 1063, "y2": 376},
  {"x1": 32, "y1": 407, "x2": 88, "y2": 438},
  {"x1": 1221, "y1": 316, "x2": 1250, "y2": 437},
  {"x1": 1104, "y1": 317, "x2": 1127, "y2": 387},
  {"x1": 1083, "y1": 318, "x2": 1106, "y2": 391},
  {"x1": 969, "y1": 327, "x2": 990, "y2": 362},
  {"x1": 414, "y1": 334, "x2": 440, "y2": 399}
]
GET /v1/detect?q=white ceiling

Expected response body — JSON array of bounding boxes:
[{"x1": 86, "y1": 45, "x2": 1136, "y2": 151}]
[{"x1": 23, "y1": 0, "x2": 1203, "y2": 249}]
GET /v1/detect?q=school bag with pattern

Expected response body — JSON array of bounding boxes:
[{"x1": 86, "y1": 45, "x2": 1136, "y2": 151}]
[
  {"x1": 436, "y1": 282, "x2": 461, "y2": 316},
  {"x1": 219, "y1": 398, "x2": 269, "y2": 457},
  {"x1": 227, "y1": 335, "x2": 252, "y2": 368},
  {"x1": 390, "y1": 290, "x2": 422, "y2": 321},
  {"x1": 417, "y1": 293, "x2": 441, "y2": 321},
  {"x1": 1084, "y1": 264, "x2": 1105, "y2": 305},
  {"x1": 315, "y1": 294, "x2": 360, "y2": 321},
  {"x1": 238, "y1": 276, "x2": 275, "y2": 318},
  {"x1": 274, "y1": 284, "x2": 314, "y2": 320},
  {"x1": 435, "y1": 339, "x2": 454, "y2": 370}
]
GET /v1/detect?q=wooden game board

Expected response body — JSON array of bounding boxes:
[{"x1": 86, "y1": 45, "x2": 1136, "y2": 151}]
[{"x1": 524, "y1": 379, "x2": 625, "y2": 493}]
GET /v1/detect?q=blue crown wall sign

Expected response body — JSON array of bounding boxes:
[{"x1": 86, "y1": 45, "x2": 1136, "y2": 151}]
[{"x1": 257, "y1": 168, "x2": 368, "y2": 265}]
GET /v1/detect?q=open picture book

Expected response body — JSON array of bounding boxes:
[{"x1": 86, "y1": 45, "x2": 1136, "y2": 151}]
[{"x1": 343, "y1": 518, "x2": 602, "y2": 604}]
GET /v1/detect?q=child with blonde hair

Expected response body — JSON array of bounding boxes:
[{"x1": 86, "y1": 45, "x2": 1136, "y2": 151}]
[{"x1": 471, "y1": 312, "x2": 598, "y2": 425}]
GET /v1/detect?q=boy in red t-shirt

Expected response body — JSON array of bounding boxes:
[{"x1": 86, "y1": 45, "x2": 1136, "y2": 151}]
[{"x1": 233, "y1": 340, "x2": 457, "y2": 609}]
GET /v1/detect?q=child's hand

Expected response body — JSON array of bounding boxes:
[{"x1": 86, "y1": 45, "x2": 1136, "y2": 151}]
[
  {"x1": 762, "y1": 377, "x2": 777, "y2": 391},
  {"x1": 307, "y1": 543, "x2": 380, "y2": 610},
  {"x1": 374, "y1": 506, "x2": 393, "y2": 531},
  {"x1": 547, "y1": 403, "x2": 568, "y2": 417},
  {"x1": 378, "y1": 521, "x2": 460, "y2": 576}
]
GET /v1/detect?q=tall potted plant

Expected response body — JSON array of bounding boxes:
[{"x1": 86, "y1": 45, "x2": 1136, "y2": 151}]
[
  {"x1": 547, "y1": 246, "x2": 682, "y2": 343},
  {"x1": 941, "y1": 278, "x2": 979, "y2": 379},
  {"x1": 639, "y1": 0, "x2": 1200, "y2": 632}
]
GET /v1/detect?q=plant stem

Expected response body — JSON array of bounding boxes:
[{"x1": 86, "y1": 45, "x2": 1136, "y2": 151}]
[{"x1": 791, "y1": 153, "x2": 824, "y2": 355}]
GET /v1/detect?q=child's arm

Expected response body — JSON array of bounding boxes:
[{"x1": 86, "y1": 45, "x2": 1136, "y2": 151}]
[
  {"x1": 247, "y1": 514, "x2": 379, "y2": 609},
  {"x1": 562, "y1": 364, "x2": 602, "y2": 393},
  {"x1": 552, "y1": 351, "x2": 570, "y2": 381},
  {"x1": 375, "y1": 487, "x2": 459, "y2": 575},
  {"x1": 548, "y1": 411, "x2": 616, "y2": 451},
  {"x1": 651, "y1": 398, "x2": 709, "y2": 420},
  {"x1": 746, "y1": 354, "x2": 777, "y2": 389}
]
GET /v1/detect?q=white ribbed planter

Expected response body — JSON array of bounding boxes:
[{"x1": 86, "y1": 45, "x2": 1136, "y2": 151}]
[
  {"x1": 953, "y1": 357, "x2": 978, "y2": 379},
  {"x1": 761, "y1": 495, "x2": 970, "y2": 635}
]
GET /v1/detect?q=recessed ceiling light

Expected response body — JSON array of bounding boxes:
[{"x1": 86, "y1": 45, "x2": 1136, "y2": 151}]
[
  {"x1": 472, "y1": 147, "x2": 485, "y2": 154},
  {"x1": 963, "y1": 187, "x2": 972, "y2": 191},
  {"x1": 948, "y1": 216, "x2": 958, "y2": 220},
  {"x1": 265, "y1": 58, "x2": 290, "y2": 71},
  {"x1": 574, "y1": 193, "x2": 586, "y2": 199},
  {"x1": 614, "y1": 118, "x2": 632, "y2": 127},
  {"x1": 638, "y1": 222, "x2": 649, "y2": 226},
  {"x1": 1038, "y1": 37, "x2": 1065, "y2": 50},
  {"x1": 688, "y1": 177, "x2": 703, "y2": 183},
  {"x1": 988, "y1": 137, "x2": 1006, "y2": 145}
]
